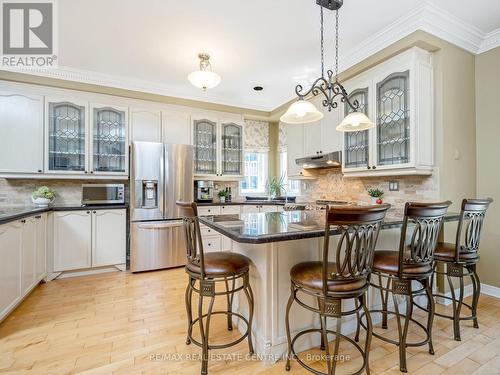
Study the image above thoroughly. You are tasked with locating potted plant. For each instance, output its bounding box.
[367,188,384,205]
[218,189,228,203]
[32,186,55,207]
[266,176,286,200]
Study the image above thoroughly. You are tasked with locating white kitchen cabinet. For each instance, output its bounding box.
[91,209,126,267]
[202,235,222,253]
[34,214,47,281]
[53,209,126,272]
[162,110,191,145]
[130,107,161,143]
[303,121,322,157]
[242,204,280,213]
[53,210,92,271]
[0,90,44,174]
[341,47,434,177]
[0,221,22,321]
[21,217,37,295]
[284,123,305,178]
[192,116,244,180]
[90,103,129,176]
[220,205,241,215]
[198,206,221,216]
[45,96,89,175]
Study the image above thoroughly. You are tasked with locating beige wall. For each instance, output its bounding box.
[475,46,500,287]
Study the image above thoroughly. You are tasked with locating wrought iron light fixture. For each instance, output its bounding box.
[188,53,222,91]
[280,0,374,132]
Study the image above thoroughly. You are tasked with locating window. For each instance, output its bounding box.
[280,151,301,196]
[239,151,268,195]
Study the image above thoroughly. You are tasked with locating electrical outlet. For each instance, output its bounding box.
[389,181,399,191]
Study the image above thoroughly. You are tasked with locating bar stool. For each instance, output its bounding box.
[285,204,390,375]
[177,201,254,375]
[418,198,492,341]
[366,201,451,373]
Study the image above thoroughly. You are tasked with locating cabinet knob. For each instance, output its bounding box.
[34,215,41,219]
[93,211,96,214]
[85,171,88,174]
[20,219,26,223]
[372,166,377,169]
[367,166,371,170]
[37,170,42,173]
[90,171,94,174]
[86,211,90,214]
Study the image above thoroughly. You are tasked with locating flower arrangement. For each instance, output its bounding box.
[367,188,384,204]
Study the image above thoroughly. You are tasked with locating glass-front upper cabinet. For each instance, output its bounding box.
[376,71,410,167]
[45,98,88,174]
[344,88,369,169]
[193,118,218,176]
[91,104,128,175]
[220,122,243,176]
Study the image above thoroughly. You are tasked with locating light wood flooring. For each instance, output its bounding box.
[1,268,499,375]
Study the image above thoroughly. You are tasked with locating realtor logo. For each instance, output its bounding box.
[1,0,57,67]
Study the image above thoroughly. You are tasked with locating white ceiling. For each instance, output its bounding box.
[5,0,500,111]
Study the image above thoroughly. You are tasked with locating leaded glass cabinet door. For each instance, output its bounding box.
[47,100,87,173]
[91,105,128,174]
[344,88,369,169]
[221,122,243,176]
[193,118,218,175]
[376,71,410,167]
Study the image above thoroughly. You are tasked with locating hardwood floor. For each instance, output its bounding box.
[1,268,499,375]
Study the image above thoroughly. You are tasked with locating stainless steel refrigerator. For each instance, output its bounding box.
[130,141,193,272]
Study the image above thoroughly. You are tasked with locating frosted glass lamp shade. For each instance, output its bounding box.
[280,99,324,124]
[188,70,222,90]
[336,112,375,132]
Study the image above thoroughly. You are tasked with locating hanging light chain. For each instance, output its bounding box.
[320,5,325,78]
[334,8,339,82]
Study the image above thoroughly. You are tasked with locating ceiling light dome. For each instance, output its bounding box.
[280,99,324,124]
[188,53,221,91]
[336,112,375,132]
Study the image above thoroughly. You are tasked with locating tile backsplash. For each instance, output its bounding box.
[0,179,127,206]
[297,169,439,211]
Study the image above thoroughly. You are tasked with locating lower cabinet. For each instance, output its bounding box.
[53,211,92,272]
[241,204,280,213]
[53,209,126,272]
[0,213,47,322]
[0,221,23,321]
[92,209,126,267]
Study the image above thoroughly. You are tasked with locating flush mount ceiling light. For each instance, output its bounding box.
[281,0,375,133]
[188,53,221,91]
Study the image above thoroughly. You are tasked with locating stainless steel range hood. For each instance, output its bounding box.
[295,151,342,169]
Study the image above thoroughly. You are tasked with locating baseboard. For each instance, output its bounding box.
[481,283,500,298]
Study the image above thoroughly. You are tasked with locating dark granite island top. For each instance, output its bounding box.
[198,210,460,244]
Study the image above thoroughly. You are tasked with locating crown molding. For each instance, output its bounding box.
[1,1,498,112]
[478,28,500,54]
[0,65,274,112]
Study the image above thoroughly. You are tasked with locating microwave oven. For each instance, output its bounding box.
[82,184,125,205]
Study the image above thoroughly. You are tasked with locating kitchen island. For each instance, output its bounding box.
[198,209,460,363]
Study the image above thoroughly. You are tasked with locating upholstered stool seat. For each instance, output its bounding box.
[186,252,251,277]
[290,261,367,294]
[373,250,433,276]
[433,242,480,262]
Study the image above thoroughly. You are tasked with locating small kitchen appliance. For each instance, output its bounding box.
[81,184,125,205]
[195,180,214,202]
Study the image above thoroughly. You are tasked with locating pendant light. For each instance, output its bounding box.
[281,0,375,133]
[188,53,222,91]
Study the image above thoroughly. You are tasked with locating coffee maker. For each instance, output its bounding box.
[195,180,214,202]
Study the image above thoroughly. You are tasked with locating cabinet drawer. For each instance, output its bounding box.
[200,224,217,236]
[220,205,241,214]
[198,206,221,216]
[202,235,222,252]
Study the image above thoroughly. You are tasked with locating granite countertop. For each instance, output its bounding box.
[198,210,461,244]
[0,203,129,224]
